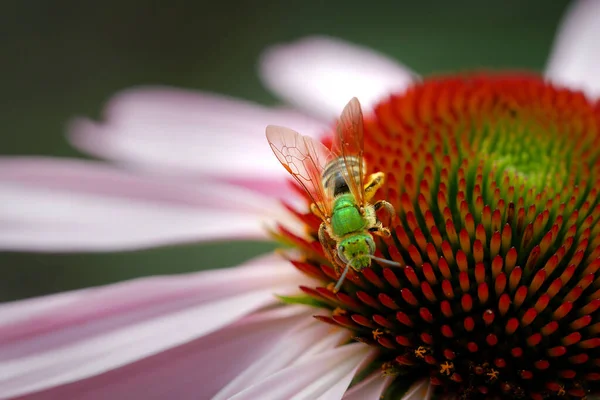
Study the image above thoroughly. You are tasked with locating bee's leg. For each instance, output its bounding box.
[369,222,391,238]
[363,172,386,202]
[373,200,396,230]
[318,222,338,269]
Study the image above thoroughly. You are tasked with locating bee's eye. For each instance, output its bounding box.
[337,246,348,263]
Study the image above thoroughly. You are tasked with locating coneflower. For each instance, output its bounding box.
[276,74,600,399]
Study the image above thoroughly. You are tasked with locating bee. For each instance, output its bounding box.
[266,97,398,291]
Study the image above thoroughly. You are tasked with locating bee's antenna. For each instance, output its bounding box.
[367,254,402,268]
[334,259,354,292]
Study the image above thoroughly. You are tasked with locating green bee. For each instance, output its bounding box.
[267,97,397,291]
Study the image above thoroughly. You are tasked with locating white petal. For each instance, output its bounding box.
[68,88,328,180]
[0,255,315,398]
[228,343,373,400]
[0,157,300,251]
[4,306,314,400]
[259,36,417,120]
[343,373,392,400]
[545,0,600,99]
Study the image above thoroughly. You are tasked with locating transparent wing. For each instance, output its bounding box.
[332,97,366,206]
[266,125,336,218]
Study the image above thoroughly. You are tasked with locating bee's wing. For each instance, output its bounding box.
[266,125,336,219]
[332,97,366,206]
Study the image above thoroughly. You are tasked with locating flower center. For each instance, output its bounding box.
[276,73,600,399]
[481,127,566,187]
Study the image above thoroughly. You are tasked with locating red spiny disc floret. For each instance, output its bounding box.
[276,73,600,399]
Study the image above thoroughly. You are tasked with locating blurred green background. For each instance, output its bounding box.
[0,0,572,302]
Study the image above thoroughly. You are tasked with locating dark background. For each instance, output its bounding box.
[0,0,572,301]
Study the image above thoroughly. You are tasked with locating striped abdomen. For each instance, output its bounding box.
[322,156,365,197]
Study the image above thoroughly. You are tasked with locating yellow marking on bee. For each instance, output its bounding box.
[440,361,454,376]
[363,171,385,202]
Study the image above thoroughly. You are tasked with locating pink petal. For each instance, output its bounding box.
[227,343,374,400]
[0,253,301,344]
[214,322,351,399]
[545,0,600,99]
[0,157,300,251]
[401,379,432,400]
[343,373,393,400]
[0,254,314,398]
[8,306,313,400]
[259,36,417,120]
[68,88,328,180]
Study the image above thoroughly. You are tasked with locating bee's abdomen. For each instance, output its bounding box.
[322,156,364,196]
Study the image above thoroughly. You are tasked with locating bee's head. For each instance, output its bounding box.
[337,233,375,271]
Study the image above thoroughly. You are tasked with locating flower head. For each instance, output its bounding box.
[276,73,600,399]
